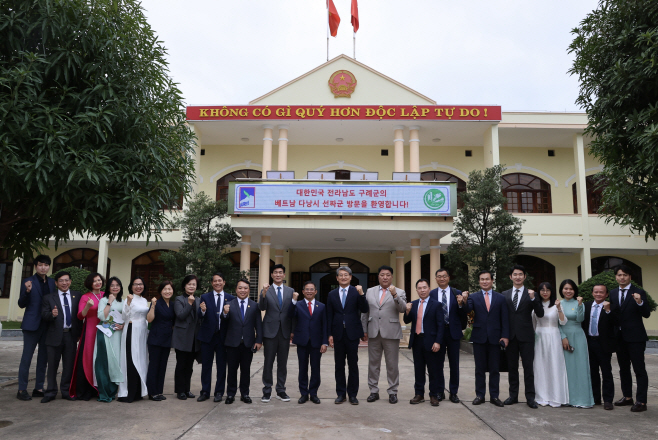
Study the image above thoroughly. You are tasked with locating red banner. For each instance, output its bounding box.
[186,105,501,121]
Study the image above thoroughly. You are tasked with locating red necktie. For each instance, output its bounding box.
[308,301,313,316]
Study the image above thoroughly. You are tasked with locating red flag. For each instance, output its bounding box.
[327,0,340,37]
[351,0,359,33]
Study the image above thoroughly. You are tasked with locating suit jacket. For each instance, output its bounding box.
[289,299,328,348]
[259,284,294,339]
[403,297,445,351]
[19,274,56,331]
[147,299,175,347]
[197,291,235,343]
[221,297,263,348]
[172,294,201,351]
[41,290,82,346]
[503,287,544,342]
[609,284,651,342]
[326,285,369,341]
[361,285,407,340]
[465,290,509,345]
[429,286,468,338]
[581,300,617,354]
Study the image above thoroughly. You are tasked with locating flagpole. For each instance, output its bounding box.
[326,2,329,61]
[353,31,356,59]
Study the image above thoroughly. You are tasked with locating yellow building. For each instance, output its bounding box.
[2,55,657,332]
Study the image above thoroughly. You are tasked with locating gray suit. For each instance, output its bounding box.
[361,285,407,395]
[172,295,201,351]
[259,284,294,395]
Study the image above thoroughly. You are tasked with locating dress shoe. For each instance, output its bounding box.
[349,396,359,405]
[177,393,188,400]
[614,397,634,406]
[261,393,271,403]
[389,394,398,404]
[298,395,309,404]
[310,395,321,404]
[185,391,196,399]
[276,392,291,402]
[41,396,55,403]
[490,398,504,407]
[604,402,614,410]
[62,395,76,401]
[527,401,538,409]
[437,392,445,401]
[197,393,209,402]
[410,395,425,404]
[472,396,485,405]
[449,393,460,404]
[148,395,156,401]
[334,395,346,404]
[225,396,235,404]
[630,403,647,412]
[32,389,45,398]
[366,392,380,402]
[430,396,440,407]
[503,397,518,405]
[213,393,223,403]
[151,395,163,401]
[17,390,32,401]
[241,396,252,404]
[160,394,167,400]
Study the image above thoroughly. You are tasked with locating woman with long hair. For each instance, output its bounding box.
[94,277,125,402]
[118,276,149,402]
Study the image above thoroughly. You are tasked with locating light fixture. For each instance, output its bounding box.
[335,138,344,142]
[241,137,249,142]
[334,238,346,241]
[432,138,441,142]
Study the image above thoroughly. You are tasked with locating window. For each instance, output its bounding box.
[421,171,467,209]
[53,248,110,281]
[514,255,556,290]
[572,174,607,214]
[226,251,274,300]
[0,250,33,298]
[501,173,552,213]
[578,256,642,285]
[329,170,351,180]
[309,257,369,274]
[216,169,262,202]
[131,250,172,299]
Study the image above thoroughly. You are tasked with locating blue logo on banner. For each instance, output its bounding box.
[239,187,256,208]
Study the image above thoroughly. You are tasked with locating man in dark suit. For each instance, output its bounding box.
[197,273,234,402]
[327,266,369,405]
[288,281,328,404]
[258,264,294,403]
[502,265,543,408]
[16,254,56,401]
[582,284,617,410]
[221,278,263,404]
[429,268,467,403]
[464,270,509,407]
[404,279,444,406]
[610,265,651,412]
[40,271,82,403]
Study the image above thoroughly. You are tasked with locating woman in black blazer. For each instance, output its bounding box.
[146,281,175,401]
[173,275,201,400]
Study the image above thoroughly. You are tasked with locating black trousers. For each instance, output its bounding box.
[587,337,614,403]
[333,336,360,398]
[174,349,196,394]
[200,331,228,396]
[617,337,648,404]
[473,342,500,399]
[437,327,461,395]
[18,326,48,391]
[411,335,440,398]
[262,328,290,395]
[226,344,254,397]
[506,337,536,401]
[45,332,76,398]
[147,345,170,396]
[297,342,322,397]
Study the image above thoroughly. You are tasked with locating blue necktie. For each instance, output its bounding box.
[277,286,282,308]
[63,293,71,327]
[241,300,246,322]
[442,290,449,324]
[590,304,599,336]
[341,288,347,308]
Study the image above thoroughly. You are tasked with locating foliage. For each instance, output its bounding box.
[445,165,524,292]
[160,192,242,296]
[0,0,196,259]
[49,266,92,294]
[569,1,658,239]
[462,326,472,341]
[578,270,657,312]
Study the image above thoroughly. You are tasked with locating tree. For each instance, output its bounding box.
[569,1,658,239]
[445,165,524,291]
[159,192,241,296]
[0,0,195,259]
[578,270,657,312]
[49,266,92,294]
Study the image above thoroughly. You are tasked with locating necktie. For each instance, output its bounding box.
[341,288,347,308]
[379,288,386,305]
[442,290,449,324]
[216,294,221,330]
[63,293,72,327]
[277,286,283,308]
[241,300,246,321]
[620,289,626,305]
[590,304,599,336]
[513,289,519,310]
[484,291,490,311]
[308,301,313,316]
[416,300,424,334]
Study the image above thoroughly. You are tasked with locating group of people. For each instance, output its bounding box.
[14,255,650,412]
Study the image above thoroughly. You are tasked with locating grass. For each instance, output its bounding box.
[0,321,22,329]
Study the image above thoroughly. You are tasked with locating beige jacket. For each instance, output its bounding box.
[361,285,407,339]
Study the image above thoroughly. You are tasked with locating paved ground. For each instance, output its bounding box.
[1,338,657,439]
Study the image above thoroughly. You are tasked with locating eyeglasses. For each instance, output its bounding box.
[132,283,144,287]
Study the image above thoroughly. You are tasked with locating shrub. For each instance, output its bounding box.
[578,270,656,312]
[49,266,93,295]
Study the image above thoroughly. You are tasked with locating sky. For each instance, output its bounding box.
[139,0,600,111]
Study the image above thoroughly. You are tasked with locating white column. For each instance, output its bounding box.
[395,248,406,326]
[429,238,441,290]
[258,232,272,290]
[277,125,289,171]
[240,231,252,276]
[7,258,24,321]
[410,236,421,301]
[262,125,274,175]
[573,133,592,280]
[274,246,285,265]
[409,125,420,173]
[393,126,405,173]
[483,124,500,168]
[97,236,110,280]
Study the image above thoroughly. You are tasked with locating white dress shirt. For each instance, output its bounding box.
[58,289,72,329]
[305,298,315,314]
[438,286,451,315]
[589,302,603,336]
[417,298,428,333]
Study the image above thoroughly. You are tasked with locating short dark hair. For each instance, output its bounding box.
[614,264,633,278]
[105,277,124,302]
[128,276,146,295]
[84,272,105,291]
[435,268,450,277]
[537,282,556,308]
[271,264,286,274]
[157,280,174,297]
[34,254,51,266]
[378,265,394,275]
[212,272,225,282]
[182,274,199,292]
[415,278,430,288]
[592,283,608,293]
[54,271,71,281]
[303,280,317,290]
[478,270,493,280]
[558,279,579,298]
[509,264,527,276]
[237,278,251,287]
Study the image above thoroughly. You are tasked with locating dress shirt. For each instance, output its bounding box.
[417,298,428,333]
[58,290,72,329]
[618,283,643,306]
[379,286,393,303]
[304,298,315,311]
[589,302,603,336]
[512,286,525,310]
[439,286,451,315]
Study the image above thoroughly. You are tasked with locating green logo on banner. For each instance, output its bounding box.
[423,189,446,210]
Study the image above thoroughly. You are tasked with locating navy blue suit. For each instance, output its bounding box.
[404,297,444,398]
[146,299,174,396]
[429,286,467,395]
[465,290,509,399]
[17,274,56,391]
[326,285,369,398]
[197,291,234,397]
[289,299,328,397]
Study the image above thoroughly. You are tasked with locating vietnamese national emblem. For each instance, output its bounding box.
[328,70,357,98]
